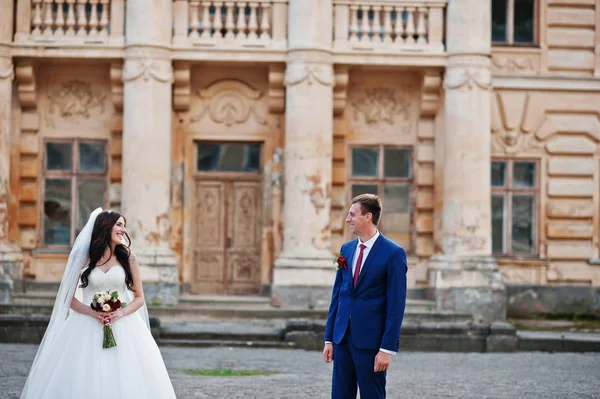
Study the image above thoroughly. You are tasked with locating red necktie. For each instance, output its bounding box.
[353,244,367,287]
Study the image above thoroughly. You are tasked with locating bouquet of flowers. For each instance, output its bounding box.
[91,290,126,349]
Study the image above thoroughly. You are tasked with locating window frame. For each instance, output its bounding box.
[492,0,539,46]
[346,144,415,253]
[40,138,109,248]
[193,140,264,181]
[491,158,540,257]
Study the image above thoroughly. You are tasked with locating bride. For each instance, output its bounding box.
[21,208,177,398]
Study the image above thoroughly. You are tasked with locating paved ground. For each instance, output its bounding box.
[1,344,599,398]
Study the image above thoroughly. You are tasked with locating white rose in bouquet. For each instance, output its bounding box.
[102,304,111,312]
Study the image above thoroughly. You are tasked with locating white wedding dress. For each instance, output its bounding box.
[22,265,177,399]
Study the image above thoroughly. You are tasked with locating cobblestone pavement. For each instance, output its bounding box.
[1,344,599,399]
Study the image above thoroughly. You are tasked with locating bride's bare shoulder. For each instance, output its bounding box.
[128,250,139,264]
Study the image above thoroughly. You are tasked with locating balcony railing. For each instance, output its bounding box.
[15,0,125,45]
[173,0,288,49]
[333,0,446,53]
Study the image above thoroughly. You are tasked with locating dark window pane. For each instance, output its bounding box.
[513,162,536,188]
[44,179,72,245]
[384,148,411,178]
[197,143,261,172]
[512,194,535,254]
[514,0,535,43]
[352,147,379,177]
[77,179,106,235]
[491,195,506,254]
[351,184,378,199]
[382,184,411,249]
[492,0,508,42]
[491,161,506,187]
[46,142,73,171]
[79,142,106,172]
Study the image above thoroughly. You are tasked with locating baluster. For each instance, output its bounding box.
[382,6,392,44]
[416,7,427,45]
[405,7,416,44]
[213,1,224,38]
[348,5,359,43]
[360,5,371,43]
[372,5,382,43]
[99,0,109,37]
[357,5,365,43]
[76,0,88,37]
[54,0,66,36]
[189,1,200,38]
[224,2,235,39]
[235,2,247,39]
[258,2,271,41]
[394,6,405,44]
[32,0,43,36]
[65,0,76,36]
[200,1,212,39]
[88,0,99,36]
[247,2,258,40]
[42,0,54,36]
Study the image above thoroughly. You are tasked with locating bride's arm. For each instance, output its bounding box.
[107,251,145,323]
[70,285,108,325]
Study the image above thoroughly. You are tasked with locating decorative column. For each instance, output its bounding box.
[122,0,177,305]
[272,0,335,307]
[0,0,22,303]
[429,0,506,322]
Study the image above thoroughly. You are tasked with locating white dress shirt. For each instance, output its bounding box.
[327,230,396,355]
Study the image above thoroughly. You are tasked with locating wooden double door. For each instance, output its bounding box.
[191,176,263,295]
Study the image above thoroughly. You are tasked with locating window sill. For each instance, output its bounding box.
[31,248,71,257]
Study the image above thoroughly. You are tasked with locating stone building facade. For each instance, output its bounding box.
[1,0,599,320]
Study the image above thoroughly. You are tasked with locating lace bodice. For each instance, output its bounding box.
[81,266,129,305]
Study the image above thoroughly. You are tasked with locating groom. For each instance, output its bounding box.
[323,194,407,399]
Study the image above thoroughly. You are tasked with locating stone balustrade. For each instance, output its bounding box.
[14,0,125,44]
[172,0,288,49]
[333,0,446,53]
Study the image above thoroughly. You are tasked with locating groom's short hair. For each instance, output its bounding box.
[351,194,382,226]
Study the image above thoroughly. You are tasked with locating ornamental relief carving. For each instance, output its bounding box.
[491,52,540,74]
[351,87,413,134]
[284,64,334,87]
[122,59,173,83]
[46,80,107,128]
[191,80,268,127]
[491,91,543,154]
[444,69,491,91]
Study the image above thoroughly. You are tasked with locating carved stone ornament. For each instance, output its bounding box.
[122,59,173,83]
[284,64,334,87]
[491,92,543,154]
[48,80,107,119]
[492,54,538,74]
[0,65,14,80]
[352,88,411,126]
[444,69,491,91]
[191,80,267,127]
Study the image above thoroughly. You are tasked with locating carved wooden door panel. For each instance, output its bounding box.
[192,180,227,294]
[226,181,262,294]
[192,179,262,295]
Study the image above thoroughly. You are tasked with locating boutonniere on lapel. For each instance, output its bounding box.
[333,253,347,270]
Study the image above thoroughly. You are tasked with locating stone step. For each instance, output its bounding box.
[0,302,471,322]
[177,294,273,308]
[157,339,297,349]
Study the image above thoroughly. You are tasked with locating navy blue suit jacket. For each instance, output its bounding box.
[324,234,407,351]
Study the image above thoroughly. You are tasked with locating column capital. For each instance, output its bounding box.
[122,58,173,84]
[284,62,334,88]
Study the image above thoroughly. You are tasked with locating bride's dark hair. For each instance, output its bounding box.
[79,210,135,291]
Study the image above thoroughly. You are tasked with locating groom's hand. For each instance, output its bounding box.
[374,351,391,372]
[323,343,334,363]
